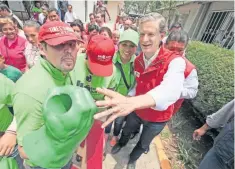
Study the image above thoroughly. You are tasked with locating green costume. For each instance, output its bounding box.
[71,53,118,100]
[0,74,18,169]
[13,58,96,168]
[23,86,97,168]
[113,29,139,95]
[0,74,14,132]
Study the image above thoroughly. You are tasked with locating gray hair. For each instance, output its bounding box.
[23,20,40,31]
[139,13,167,33]
[166,30,189,46]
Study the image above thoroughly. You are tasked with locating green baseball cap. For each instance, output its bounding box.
[119,29,139,46]
[23,86,97,168]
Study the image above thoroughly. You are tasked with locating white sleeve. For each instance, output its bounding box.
[73,12,77,19]
[180,69,199,99]
[147,58,186,111]
[128,83,136,97]
[6,117,16,132]
[64,13,68,23]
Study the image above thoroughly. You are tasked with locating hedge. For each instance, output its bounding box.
[185,41,234,121]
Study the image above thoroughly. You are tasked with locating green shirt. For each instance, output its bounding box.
[113,52,136,96]
[0,65,22,82]
[0,74,14,132]
[71,53,118,101]
[13,58,74,146]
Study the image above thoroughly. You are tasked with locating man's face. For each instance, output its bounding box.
[35,2,41,8]
[97,1,102,7]
[40,40,79,73]
[119,41,136,61]
[48,11,60,21]
[112,33,120,45]
[139,21,163,58]
[90,15,95,24]
[124,19,132,30]
[95,14,102,23]
[42,9,48,16]
[23,26,39,46]
[0,9,9,17]
[68,5,72,12]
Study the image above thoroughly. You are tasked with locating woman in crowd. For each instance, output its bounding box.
[99,26,112,39]
[0,17,27,72]
[105,29,139,146]
[70,19,87,44]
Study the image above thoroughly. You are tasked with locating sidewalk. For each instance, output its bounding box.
[103,134,160,169]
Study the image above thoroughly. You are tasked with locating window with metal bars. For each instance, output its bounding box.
[201,11,234,49]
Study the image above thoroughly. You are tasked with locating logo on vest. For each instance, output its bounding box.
[134,71,140,78]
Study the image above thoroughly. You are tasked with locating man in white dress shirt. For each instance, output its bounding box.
[64,4,77,24]
[94,13,198,169]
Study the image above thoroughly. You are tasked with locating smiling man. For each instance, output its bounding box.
[13,21,85,169]
[94,13,187,169]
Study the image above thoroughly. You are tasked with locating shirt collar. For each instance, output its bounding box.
[143,49,160,68]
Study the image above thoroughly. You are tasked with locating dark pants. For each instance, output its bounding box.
[199,119,234,169]
[24,160,72,169]
[105,116,126,136]
[118,113,167,162]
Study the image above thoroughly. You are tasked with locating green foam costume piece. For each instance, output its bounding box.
[0,157,18,169]
[22,85,97,169]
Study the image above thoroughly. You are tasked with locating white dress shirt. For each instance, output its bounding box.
[38,13,46,25]
[128,50,198,111]
[64,11,77,23]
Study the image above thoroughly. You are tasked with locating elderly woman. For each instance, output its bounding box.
[23,20,41,68]
[0,17,27,72]
[105,29,139,146]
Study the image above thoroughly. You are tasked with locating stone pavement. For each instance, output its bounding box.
[103,134,160,169]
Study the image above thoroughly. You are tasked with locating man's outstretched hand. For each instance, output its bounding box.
[94,88,137,128]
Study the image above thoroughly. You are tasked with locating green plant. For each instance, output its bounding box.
[186,41,234,121]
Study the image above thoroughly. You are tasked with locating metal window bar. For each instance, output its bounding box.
[222,19,234,49]
[220,12,233,46]
[214,12,232,44]
[209,12,229,44]
[201,12,216,42]
[204,12,223,43]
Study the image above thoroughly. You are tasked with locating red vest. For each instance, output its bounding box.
[173,57,195,114]
[134,47,182,122]
[0,36,26,72]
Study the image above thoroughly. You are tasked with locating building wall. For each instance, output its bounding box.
[210,1,234,11]
[176,3,201,33]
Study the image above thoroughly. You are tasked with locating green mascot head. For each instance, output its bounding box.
[23,86,97,168]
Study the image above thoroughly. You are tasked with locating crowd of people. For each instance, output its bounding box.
[0,1,233,169]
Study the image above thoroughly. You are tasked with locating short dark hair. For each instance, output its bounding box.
[166,30,189,46]
[48,8,59,15]
[89,13,94,18]
[67,4,72,8]
[88,24,99,33]
[70,19,84,32]
[99,27,112,38]
[169,22,182,30]
[0,4,10,12]
[96,12,105,18]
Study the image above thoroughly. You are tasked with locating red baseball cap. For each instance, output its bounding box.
[38,21,78,46]
[87,35,115,77]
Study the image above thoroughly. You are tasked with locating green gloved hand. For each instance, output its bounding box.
[23,86,97,169]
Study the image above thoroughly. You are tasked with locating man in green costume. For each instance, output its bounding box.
[13,21,96,169]
[72,34,118,168]
[0,74,24,169]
